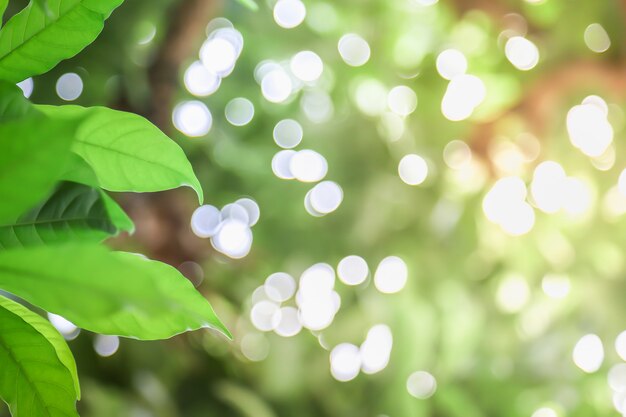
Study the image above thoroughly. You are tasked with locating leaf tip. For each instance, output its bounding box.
[209,319,232,340]
[185,181,204,205]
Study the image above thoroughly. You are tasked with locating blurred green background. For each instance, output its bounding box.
[5,0,626,416]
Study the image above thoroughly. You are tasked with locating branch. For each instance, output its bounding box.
[469,59,626,169]
[147,0,223,132]
[110,0,224,268]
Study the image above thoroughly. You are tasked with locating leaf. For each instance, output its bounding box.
[0,181,133,249]
[235,0,258,11]
[100,191,134,235]
[37,105,204,203]
[0,295,79,417]
[0,81,32,121]
[33,0,52,16]
[60,156,136,233]
[0,244,231,340]
[0,113,74,223]
[0,295,80,400]
[0,0,124,82]
[60,154,99,187]
[0,0,7,30]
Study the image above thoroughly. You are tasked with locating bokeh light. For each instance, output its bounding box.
[212,219,253,258]
[94,335,120,357]
[173,100,212,137]
[496,274,529,313]
[436,49,468,80]
[290,51,323,83]
[16,78,33,98]
[261,68,293,103]
[184,61,221,97]
[567,97,613,157]
[360,324,393,374]
[406,371,437,399]
[289,150,328,182]
[273,119,303,149]
[56,73,83,101]
[48,313,80,341]
[337,255,369,286]
[308,181,343,215]
[374,256,408,294]
[572,334,604,373]
[441,74,486,121]
[250,300,281,331]
[273,0,306,29]
[241,333,270,361]
[225,97,255,126]
[531,408,558,417]
[330,343,361,382]
[398,154,428,186]
[200,38,237,75]
[505,36,539,71]
[584,23,610,53]
[271,150,297,179]
[387,86,417,117]
[483,177,535,236]
[191,205,222,238]
[264,272,296,302]
[541,274,570,299]
[443,140,472,170]
[275,306,302,337]
[338,34,370,67]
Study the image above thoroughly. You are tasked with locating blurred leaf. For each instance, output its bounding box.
[0,81,32,121]
[0,113,74,224]
[235,0,258,11]
[0,181,133,249]
[60,154,100,187]
[38,105,204,203]
[0,295,79,417]
[33,0,52,16]
[0,0,7,27]
[0,0,124,82]
[214,382,277,417]
[436,385,484,417]
[0,244,231,340]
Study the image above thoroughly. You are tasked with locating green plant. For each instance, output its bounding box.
[0,1,230,416]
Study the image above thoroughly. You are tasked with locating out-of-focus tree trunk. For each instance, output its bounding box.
[112,0,223,268]
[148,0,223,133]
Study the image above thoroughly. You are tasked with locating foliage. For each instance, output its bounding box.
[0,296,80,417]
[0,1,229,416]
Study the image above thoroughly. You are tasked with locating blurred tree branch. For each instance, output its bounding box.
[469,60,626,173]
[147,0,223,132]
[112,0,223,268]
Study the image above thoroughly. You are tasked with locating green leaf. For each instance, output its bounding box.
[0,113,74,223]
[0,295,79,417]
[33,0,52,16]
[0,81,32,121]
[60,155,135,233]
[60,154,99,187]
[0,0,8,30]
[0,181,134,249]
[0,244,230,340]
[0,295,80,400]
[235,0,258,11]
[37,105,204,203]
[100,191,134,234]
[0,0,124,82]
